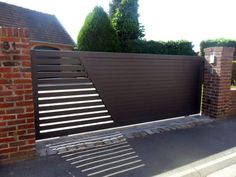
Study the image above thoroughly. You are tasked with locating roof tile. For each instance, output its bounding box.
[0,2,75,46]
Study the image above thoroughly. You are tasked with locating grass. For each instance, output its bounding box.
[231,85,236,90]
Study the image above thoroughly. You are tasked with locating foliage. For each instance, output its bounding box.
[123,40,196,55]
[109,0,122,19]
[110,0,144,50]
[200,38,236,56]
[77,6,120,52]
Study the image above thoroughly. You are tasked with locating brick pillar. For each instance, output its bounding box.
[202,47,234,118]
[0,27,36,163]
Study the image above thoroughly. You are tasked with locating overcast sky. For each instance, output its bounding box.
[1,0,236,51]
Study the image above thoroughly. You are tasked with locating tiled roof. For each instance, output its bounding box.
[0,2,75,46]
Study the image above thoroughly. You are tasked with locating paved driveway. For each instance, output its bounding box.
[1,118,236,177]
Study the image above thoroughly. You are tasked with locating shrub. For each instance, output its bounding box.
[200,38,236,56]
[77,6,120,52]
[123,40,196,55]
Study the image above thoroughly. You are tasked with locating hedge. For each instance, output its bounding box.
[200,38,236,56]
[123,40,197,55]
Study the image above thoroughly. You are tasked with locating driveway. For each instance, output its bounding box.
[1,118,236,177]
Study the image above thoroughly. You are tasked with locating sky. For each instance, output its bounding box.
[1,0,236,51]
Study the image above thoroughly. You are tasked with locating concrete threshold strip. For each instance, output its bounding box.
[155,147,236,177]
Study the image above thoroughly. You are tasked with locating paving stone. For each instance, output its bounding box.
[152,128,161,133]
[144,129,155,135]
[168,126,177,130]
[162,127,172,131]
[132,132,143,138]
[57,148,67,154]
[94,141,104,147]
[66,145,77,151]
[37,148,48,157]
[124,133,135,139]
[103,139,113,144]
[117,137,126,142]
[139,131,148,137]
[157,128,166,132]
[84,142,95,148]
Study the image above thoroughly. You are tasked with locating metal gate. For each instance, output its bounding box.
[31,50,114,139]
[31,50,204,139]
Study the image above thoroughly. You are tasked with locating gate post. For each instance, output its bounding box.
[0,27,36,163]
[202,47,234,118]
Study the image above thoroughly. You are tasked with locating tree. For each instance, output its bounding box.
[109,0,122,19]
[110,0,144,50]
[77,6,120,52]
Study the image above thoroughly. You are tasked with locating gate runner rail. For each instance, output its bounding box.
[31,50,114,139]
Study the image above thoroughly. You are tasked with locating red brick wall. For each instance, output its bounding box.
[0,27,35,164]
[202,47,235,118]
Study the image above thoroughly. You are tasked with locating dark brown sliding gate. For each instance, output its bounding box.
[31,50,204,139]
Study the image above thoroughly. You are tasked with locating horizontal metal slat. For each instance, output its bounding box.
[37,123,114,139]
[39,107,107,118]
[38,96,101,105]
[38,84,94,91]
[86,62,200,69]
[38,78,90,85]
[36,65,84,72]
[39,101,103,111]
[35,58,81,65]
[39,112,110,124]
[86,71,198,78]
[37,72,87,78]
[38,90,98,98]
[78,51,203,61]
[32,50,79,58]
[91,79,196,87]
[39,117,113,131]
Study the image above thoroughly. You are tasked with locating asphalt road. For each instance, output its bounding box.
[1,118,236,177]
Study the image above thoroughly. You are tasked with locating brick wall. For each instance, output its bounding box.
[202,47,235,118]
[0,27,36,164]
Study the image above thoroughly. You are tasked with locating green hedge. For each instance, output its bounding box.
[123,40,196,55]
[200,38,236,56]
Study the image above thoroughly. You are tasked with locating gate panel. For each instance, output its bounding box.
[31,50,114,139]
[79,52,204,126]
[31,50,204,139]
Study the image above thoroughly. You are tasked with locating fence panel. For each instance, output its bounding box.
[79,52,204,126]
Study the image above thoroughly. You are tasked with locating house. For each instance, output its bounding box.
[0,1,75,50]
